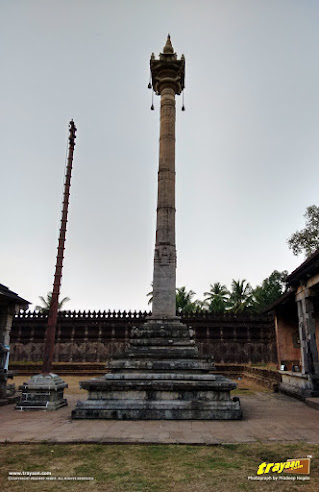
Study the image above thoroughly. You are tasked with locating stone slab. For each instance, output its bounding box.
[1,393,319,443]
[72,398,241,420]
[106,358,214,372]
[305,397,319,411]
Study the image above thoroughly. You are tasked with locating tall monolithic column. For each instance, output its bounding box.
[150,36,185,319]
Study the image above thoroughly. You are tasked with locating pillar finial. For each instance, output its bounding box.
[150,37,185,95]
[163,34,174,54]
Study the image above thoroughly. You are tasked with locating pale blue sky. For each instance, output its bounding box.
[1,0,319,310]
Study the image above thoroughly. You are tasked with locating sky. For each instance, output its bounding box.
[1,0,319,312]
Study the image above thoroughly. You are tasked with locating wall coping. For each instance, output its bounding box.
[14,310,273,321]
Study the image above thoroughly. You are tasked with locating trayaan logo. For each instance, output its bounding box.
[257,458,310,476]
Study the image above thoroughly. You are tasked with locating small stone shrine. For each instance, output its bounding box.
[16,373,68,411]
[72,37,242,420]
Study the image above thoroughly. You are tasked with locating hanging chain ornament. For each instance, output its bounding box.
[148,68,154,109]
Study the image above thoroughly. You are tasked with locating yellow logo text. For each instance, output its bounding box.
[257,459,310,475]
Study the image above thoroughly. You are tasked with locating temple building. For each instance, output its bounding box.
[268,250,319,400]
[0,283,29,405]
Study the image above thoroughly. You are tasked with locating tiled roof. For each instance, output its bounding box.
[286,249,319,285]
[0,283,30,306]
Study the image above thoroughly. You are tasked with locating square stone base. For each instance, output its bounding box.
[72,373,242,420]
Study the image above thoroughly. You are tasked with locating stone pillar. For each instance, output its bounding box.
[150,36,185,319]
[0,304,21,405]
[71,37,242,421]
[0,306,15,370]
[152,86,177,317]
[296,288,319,379]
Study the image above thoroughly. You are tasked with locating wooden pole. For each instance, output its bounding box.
[42,120,77,374]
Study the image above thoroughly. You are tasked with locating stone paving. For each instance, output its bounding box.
[0,392,319,444]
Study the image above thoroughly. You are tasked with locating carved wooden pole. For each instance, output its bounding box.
[42,120,77,374]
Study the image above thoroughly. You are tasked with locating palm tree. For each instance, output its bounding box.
[203,282,229,313]
[147,285,199,314]
[146,283,153,306]
[35,292,70,313]
[228,279,253,313]
[176,286,196,314]
[191,299,209,314]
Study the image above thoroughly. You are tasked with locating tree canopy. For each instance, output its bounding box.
[35,292,70,313]
[287,205,319,257]
[176,287,196,314]
[204,282,229,313]
[253,270,288,312]
[228,279,253,313]
[146,270,288,315]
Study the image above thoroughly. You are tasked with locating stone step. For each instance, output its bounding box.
[131,321,193,337]
[103,373,230,381]
[128,338,196,347]
[79,373,237,392]
[15,399,67,411]
[72,397,242,420]
[130,328,192,339]
[305,397,319,411]
[125,346,198,358]
[106,358,214,372]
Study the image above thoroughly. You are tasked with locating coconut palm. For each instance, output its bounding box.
[203,282,229,313]
[147,285,199,314]
[35,292,70,313]
[191,299,209,314]
[176,286,196,314]
[228,279,254,313]
[146,283,153,305]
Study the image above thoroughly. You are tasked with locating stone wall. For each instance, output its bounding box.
[10,311,277,364]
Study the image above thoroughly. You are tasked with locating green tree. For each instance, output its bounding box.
[35,292,70,313]
[147,285,200,314]
[176,286,196,314]
[253,270,288,312]
[229,279,254,313]
[287,205,319,257]
[191,299,208,314]
[203,282,229,313]
[146,283,153,306]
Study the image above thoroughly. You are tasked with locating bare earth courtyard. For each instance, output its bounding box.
[1,377,319,491]
[1,376,318,445]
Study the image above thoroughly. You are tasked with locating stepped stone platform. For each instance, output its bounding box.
[72,319,242,420]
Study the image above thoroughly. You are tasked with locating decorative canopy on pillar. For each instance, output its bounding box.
[150,35,185,95]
